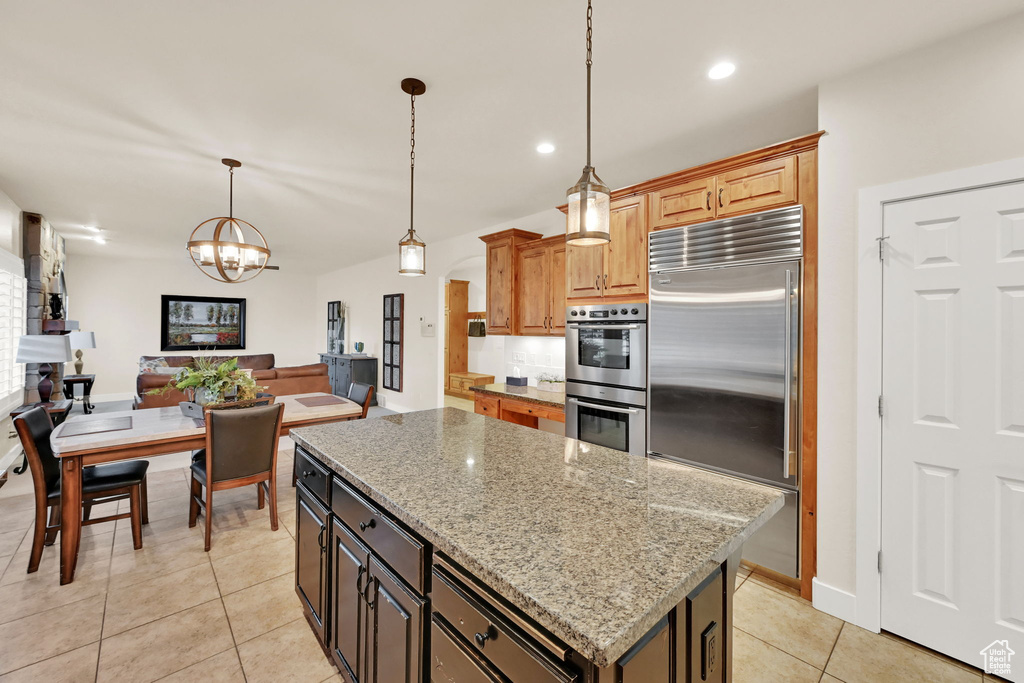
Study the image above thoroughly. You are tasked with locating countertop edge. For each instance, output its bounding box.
[469,383,565,409]
[289,428,784,668]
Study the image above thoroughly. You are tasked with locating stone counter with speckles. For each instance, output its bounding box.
[290,407,784,669]
[469,382,565,408]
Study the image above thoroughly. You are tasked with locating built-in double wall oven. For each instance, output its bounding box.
[565,304,647,456]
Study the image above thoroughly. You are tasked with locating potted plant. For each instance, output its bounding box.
[148,356,263,405]
[536,373,565,393]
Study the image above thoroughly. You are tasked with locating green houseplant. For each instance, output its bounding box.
[148,356,262,405]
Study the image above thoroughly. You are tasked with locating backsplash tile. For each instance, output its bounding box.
[504,336,565,386]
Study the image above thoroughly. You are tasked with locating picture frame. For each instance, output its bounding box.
[160,294,246,351]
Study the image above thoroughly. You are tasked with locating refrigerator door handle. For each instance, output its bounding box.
[567,398,639,415]
[783,269,795,479]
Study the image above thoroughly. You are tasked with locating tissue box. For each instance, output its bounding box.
[505,376,528,387]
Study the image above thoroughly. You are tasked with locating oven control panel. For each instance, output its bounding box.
[567,303,646,322]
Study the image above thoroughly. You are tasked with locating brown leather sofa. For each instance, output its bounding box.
[135,353,331,409]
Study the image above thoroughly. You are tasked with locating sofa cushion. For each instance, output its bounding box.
[275,363,328,379]
[252,369,276,380]
[138,373,177,390]
[205,354,275,370]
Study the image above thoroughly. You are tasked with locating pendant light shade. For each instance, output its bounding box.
[187,159,271,283]
[566,0,611,246]
[399,78,427,276]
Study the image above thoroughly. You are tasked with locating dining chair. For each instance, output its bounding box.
[188,402,285,551]
[14,407,150,574]
[347,382,375,419]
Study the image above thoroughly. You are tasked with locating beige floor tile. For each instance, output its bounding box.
[204,512,288,560]
[111,514,202,555]
[0,528,26,557]
[0,545,111,587]
[223,572,302,643]
[880,631,984,675]
[103,562,220,637]
[0,493,35,515]
[124,493,192,525]
[280,507,297,537]
[732,629,822,683]
[0,558,109,625]
[107,534,210,588]
[97,599,235,683]
[0,595,104,675]
[734,579,843,669]
[212,535,294,595]
[146,468,188,485]
[821,675,843,683]
[158,648,244,682]
[14,526,114,558]
[138,480,190,504]
[0,509,33,532]
[0,641,99,682]
[826,624,982,683]
[237,619,337,683]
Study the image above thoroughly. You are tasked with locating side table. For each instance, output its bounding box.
[9,400,74,475]
[62,374,96,414]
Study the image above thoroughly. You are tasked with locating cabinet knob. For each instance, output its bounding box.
[359,519,376,532]
[302,470,316,479]
[474,631,492,648]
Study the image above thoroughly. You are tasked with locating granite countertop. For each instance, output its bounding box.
[290,408,783,667]
[470,382,565,409]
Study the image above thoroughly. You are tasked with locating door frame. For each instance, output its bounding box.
[854,156,1024,632]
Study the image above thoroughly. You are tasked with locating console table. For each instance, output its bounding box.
[62,374,96,414]
[318,354,378,405]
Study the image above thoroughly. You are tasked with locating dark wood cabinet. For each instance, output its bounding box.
[331,518,370,682]
[367,556,426,683]
[319,354,378,405]
[296,484,331,642]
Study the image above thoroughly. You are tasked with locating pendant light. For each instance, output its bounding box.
[399,78,427,276]
[566,0,611,246]
[187,159,271,283]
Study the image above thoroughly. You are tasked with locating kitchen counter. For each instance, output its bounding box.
[290,407,783,668]
[470,382,565,408]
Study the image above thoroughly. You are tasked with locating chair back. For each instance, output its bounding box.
[203,403,284,483]
[347,382,374,419]
[13,408,59,497]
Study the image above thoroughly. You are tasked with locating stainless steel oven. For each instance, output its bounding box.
[566,303,647,390]
[565,382,647,456]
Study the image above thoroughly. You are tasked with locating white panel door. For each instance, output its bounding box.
[881,181,1024,679]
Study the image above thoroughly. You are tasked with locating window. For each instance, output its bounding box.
[0,256,26,412]
[382,294,403,392]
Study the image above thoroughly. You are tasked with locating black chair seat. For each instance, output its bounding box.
[189,458,208,486]
[47,461,150,502]
[192,449,205,463]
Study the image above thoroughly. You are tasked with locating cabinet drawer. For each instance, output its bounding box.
[501,399,564,423]
[295,447,331,508]
[431,566,577,683]
[432,614,505,683]
[474,395,500,418]
[331,478,427,595]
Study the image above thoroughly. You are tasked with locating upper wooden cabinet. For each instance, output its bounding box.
[517,236,566,336]
[649,177,715,230]
[479,229,542,335]
[566,195,648,302]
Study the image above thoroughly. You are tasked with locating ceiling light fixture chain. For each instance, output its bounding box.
[410,84,416,232]
[398,77,427,276]
[586,0,593,168]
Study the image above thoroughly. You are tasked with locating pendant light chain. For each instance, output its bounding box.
[228,165,234,219]
[410,88,416,232]
[586,0,593,169]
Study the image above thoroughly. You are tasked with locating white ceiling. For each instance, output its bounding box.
[0,1,1021,270]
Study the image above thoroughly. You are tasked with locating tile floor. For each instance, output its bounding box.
[0,435,1007,682]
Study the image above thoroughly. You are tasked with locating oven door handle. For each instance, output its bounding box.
[567,323,640,330]
[567,398,639,415]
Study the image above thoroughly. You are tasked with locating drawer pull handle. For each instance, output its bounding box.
[359,519,376,532]
[302,470,316,479]
[718,187,724,207]
[474,631,492,648]
[706,190,711,211]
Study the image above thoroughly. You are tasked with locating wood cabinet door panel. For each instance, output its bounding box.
[474,395,500,418]
[517,244,550,336]
[486,241,513,334]
[549,244,567,334]
[368,557,425,683]
[717,156,797,217]
[331,518,369,681]
[296,485,330,642]
[604,195,648,298]
[566,242,604,299]
[649,177,715,230]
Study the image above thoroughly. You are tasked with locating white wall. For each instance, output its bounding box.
[64,253,320,399]
[446,258,505,381]
[815,11,1024,598]
[316,209,565,413]
[0,188,22,259]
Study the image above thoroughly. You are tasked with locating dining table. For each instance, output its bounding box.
[49,392,363,584]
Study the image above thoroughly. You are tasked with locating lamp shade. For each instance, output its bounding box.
[16,335,73,364]
[68,331,97,350]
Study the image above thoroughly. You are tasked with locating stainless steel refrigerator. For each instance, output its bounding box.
[647,205,802,578]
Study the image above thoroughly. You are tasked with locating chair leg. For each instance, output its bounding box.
[140,477,149,525]
[27,502,49,574]
[188,475,200,528]
[257,482,265,510]
[203,487,213,552]
[44,504,60,546]
[268,478,279,532]
[129,484,143,550]
[82,500,93,522]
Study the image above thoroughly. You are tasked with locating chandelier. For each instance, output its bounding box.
[187,159,272,283]
[565,0,611,246]
[398,78,427,276]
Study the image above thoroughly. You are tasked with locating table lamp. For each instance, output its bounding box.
[16,335,73,403]
[68,331,97,374]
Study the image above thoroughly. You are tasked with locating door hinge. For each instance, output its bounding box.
[877,395,884,418]
[877,550,882,573]
[876,235,890,261]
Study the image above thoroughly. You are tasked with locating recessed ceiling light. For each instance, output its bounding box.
[708,62,736,80]
[92,236,106,245]
[536,142,556,154]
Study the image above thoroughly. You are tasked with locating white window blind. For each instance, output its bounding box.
[0,264,26,412]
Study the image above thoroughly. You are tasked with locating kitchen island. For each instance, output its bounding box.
[290,408,783,682]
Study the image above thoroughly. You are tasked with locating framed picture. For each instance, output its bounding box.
[160,295,246,351]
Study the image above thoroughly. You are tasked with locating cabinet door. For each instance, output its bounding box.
[486,240,514,334]
[649,177,715,230]
[566,241,604,300]
[604,195,648,298]
[331,518,370,681]
[336,360,352,398]
[517,244,550,336]
[367,557,426,683]
[716,156,797,217]
[296,485,330,643]
[549,243,567,334]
